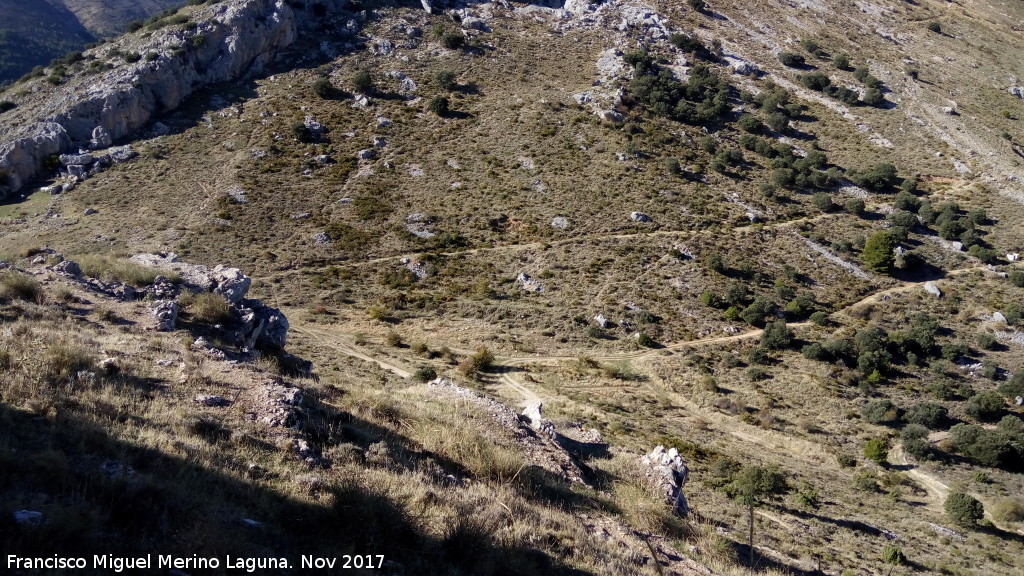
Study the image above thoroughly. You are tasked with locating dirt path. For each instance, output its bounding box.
[290,324,413,378]
[891,443,949,510]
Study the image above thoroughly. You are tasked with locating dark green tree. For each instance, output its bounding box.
[728,466,788,565]
[862,231,896,273]
[945,492,984,528]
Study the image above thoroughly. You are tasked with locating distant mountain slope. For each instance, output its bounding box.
[0,0,94,85]
[0,0,183,86]
[56,0,185,35]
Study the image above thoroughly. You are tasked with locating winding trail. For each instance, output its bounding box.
[891,443,949,510]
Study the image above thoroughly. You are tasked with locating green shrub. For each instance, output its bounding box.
[802,343,827,361]
[441,33,465,49]
[905,402,948,429]
[352,70,374,94]
[812,192,835,212]
[740,297,776,327]
[861,88,884,107]
[965,390,1004,422]
[836,453,857,468]
[998,372,1024,397]
[687,0,706,11]
[433,70,457,91]
[188,292,233,324]
[948,423,1013,468]
[882,544,905,568]
[799,72,831,91]
[945,493,984,528]
[832,53,851,70]
[977,332,996,351]
[927,21,941,33]
[414,366,437,382]
[747,367,770,381]
[861,399,899,425]
[778,52,805,67]
[636,332,656,348]
[0,273,43,303]
[428,96,450,116]
[312,78,335,98]
[457,347,494,378]
[760,320,792,350]
[747,347,771,366]
[1009,270,1024,287]
[665,157,682,175]
[863,438,889,464]
[804,313,829,328]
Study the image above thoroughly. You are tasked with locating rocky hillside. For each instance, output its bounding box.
[2,0,1024,574]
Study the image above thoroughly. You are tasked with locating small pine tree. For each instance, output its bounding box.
[862,231,896,273]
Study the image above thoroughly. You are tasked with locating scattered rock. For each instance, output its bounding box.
[357,149,375,160]
[402,257,429,279]
[594,314,609,328]
[303,116,326,139]
[462,17,489,31]
[641,445,689,515]
[993,311,1007,323]
[1007,253,1020,262]
[373,136,387,148]
[405,213,435,238]
[151,122,170,136]
[195,394,230,407]
[13,510,43,526]
[517,272,544,292]
[148,275,178,300]
[312,232,331,246]
[211,265,251,305]
[551,216,570,229]
[630,211,652,223]
[108,145,137,163]
[941,106,958,115]
[100,459,135,477]
[83,208,97,215]
[251,380,304,428]
[923,281,942,298]
[376,116,392,128]
[59,152,93,167]
[54,259,81,276]
[153,300,179,331]
[90,126,113,149]
[98,358,119,374]
[313,154,334,164]
[1009,86,1024,99]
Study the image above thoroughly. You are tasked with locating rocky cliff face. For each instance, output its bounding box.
[0,0,348,198]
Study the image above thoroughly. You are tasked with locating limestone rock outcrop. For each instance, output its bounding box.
[0,0,351,198]
[641,445,690,515]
